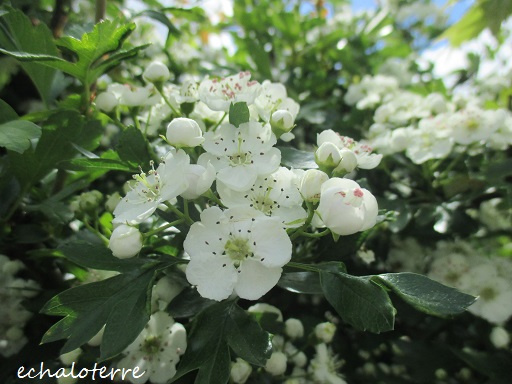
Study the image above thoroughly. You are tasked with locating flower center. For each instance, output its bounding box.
[336,188,364,207]
[225,237,252,266]
[480,286,497,301]
[132,161,162,202]
[141,336,161,355]
[229,152,251,166]
[253,195,275,215]
[466,119,479,131]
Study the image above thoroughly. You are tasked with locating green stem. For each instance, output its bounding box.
[144,219,184,238]
[296,228,331,238]
[157,87,182,117]
[84,220,109,245]
[289,202,316,240]
[164,201,194,226]
[210,112,227,132]
[205,189,225,207]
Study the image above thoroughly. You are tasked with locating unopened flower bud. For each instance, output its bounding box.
[315,142,341,170]
[314,322,336,343]
[230,358,252,384]
[79,190,103,213]
[265,351,287,376]
[285,318,304,339]
[490,326,510,349]
[95,92,118,113]
[109,225,143,259]
[271,110,295,137]
[299,169,328,203]
[143,61,171,84]
[333,148,358,175]
[166,118,204,148]
[105,192,122,213]
[181,162,216,199]
[59,348,82,366]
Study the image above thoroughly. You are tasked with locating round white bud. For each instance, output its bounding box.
[108,224,143,259]
[95,92,118,113]
[143,61,171,84]
[299,169,328,203]
[59,348,82,366]
[315,142,341,169]
[333,148,358,174]
[166,118,204,148]
[490,326,510,349]
[314,322,336,343]
[271,109,295,135]
[230,358,252,384]
[284,318,304,339]
[265,351,288,376]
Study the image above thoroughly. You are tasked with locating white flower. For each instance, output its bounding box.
[315,142,342,170]
[198,71,261,112]
[95,92,118,112]
[271,110,295,136]
[117,311,186,384]
[198,122,281,192]
[111,84,160,107]
[449,106,500,145]
[230,358,253,384]
[180,162,216,200]
[265,351,288,376]
[405,126,453,164]
[108,225,143,259]
[59,348,82,366]
[308,343,347,384]
[299,169,329,203]
[166,117,204,148]
[314,322,337,344]
[184,207,292,301]
[143,61,171,84]
[113,150,190,225]
[316,178,378,236]
[217,167,307,228]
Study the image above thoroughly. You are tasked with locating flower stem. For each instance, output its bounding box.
[144,219,184,238]
[210,112,227,132]
[164,201,194,226]
[157,87,182,117]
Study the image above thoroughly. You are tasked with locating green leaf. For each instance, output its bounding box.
[173,300,272,383]
[8,110,103,187]
[41,262,169,360]
[0,120,41,153]
[278,146,318,169]
[320,271,395,333]
[62,157,138,173]
[373,273,476,317]
[0,8,58,104]
[278,272,323,294]
[117,126,152,166]
[168,287,216,319]
[53,19,138,85]
[0,99,18,123]
[58,241,147,273]
[229,102,250,128]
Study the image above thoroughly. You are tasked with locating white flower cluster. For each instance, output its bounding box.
[117,311,187,384]
[345,74,512,164]
[240,304,346,384]
[0,255,39,357]
[107,69,380,301]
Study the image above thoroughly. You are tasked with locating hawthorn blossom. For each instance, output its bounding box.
[198,122,281,191]
[113,149,190,224]
[198,71,261,112]
[184,207,292,301]
[117,311,186,384]
[315,178,378,236]
[317,130,382,170]
[217,167,307,227]
[308,343,347,384]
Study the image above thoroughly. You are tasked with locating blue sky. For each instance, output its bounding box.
[351,0,474,24]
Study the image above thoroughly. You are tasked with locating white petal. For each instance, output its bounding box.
[217,165,257,192]
[252,147,281,176]
[184,222,226,256]
[235,259,282,300]
[185,254,237,301]
[113,200,157,225]
[251,218,292,267]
